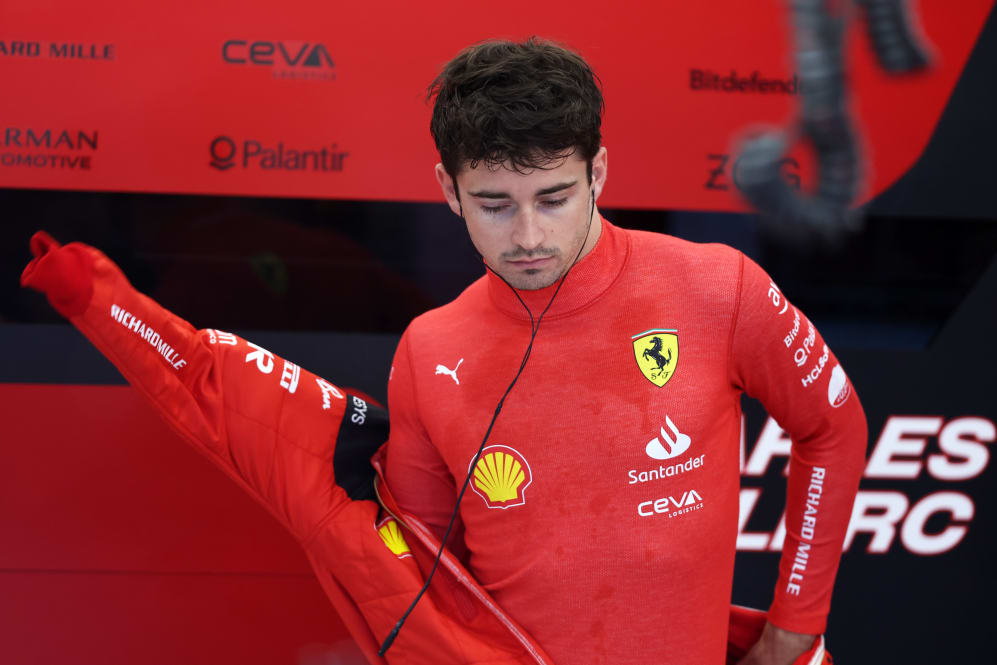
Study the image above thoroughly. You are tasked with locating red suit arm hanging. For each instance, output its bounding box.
[19,231,555,665]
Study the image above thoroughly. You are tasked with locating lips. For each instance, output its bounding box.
[507,256,553,269]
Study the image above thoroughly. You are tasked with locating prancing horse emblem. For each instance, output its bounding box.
[632,329,679,388]
[435,358,464,385]
[643,337,672,372]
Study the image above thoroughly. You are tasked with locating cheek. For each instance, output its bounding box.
[466,222,506,255]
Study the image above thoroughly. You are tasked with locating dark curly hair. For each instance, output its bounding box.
[428,38,604,181]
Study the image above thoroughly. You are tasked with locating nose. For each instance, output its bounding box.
[510,206,545,252]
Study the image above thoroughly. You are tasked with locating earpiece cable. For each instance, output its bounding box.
[378,192,596,656]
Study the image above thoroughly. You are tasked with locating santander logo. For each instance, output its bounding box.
[827,364,851,408]
[646,415,692,460]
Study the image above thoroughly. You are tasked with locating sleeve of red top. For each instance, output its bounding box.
[729,253,867,635]
[20,237,362,545]
[384,327,461,542]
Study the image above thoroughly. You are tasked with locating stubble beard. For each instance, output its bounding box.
[506,262,563,290]
[502,221,591,291]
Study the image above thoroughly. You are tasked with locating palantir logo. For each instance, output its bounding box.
[207,134,349,173]
[209,136,236,170]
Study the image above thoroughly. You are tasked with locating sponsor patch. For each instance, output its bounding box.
[827,364,851,408]
[376,517,411,559]
[632,329,679,388]
[646,415,692,460]
[637,489,704,518]
[469,445,532,509]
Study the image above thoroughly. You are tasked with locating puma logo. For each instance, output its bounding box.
[435,358,464,385]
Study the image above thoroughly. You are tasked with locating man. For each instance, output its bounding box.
[384,38,866,665]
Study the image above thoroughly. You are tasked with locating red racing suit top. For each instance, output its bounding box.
[384,219,867,665]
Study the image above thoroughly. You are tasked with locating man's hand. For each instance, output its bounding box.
[735,621,818,665]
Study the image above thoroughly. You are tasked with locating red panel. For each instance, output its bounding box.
[0,0,991,210]
[0,571,361,665]
[0,384,311,573]
[0,383,360,662]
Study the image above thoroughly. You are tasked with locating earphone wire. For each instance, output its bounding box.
[377,191,596,656]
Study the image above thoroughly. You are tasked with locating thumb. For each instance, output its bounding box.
[21,231,95,318]
[29,230,61,259]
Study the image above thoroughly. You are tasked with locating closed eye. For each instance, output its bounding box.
[542,198,568,209]
[480,197,568,216]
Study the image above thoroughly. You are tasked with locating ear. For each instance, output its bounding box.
[435,163,463,216]
[590,146,608,201]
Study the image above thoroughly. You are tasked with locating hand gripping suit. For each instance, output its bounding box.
[22,231,847,665]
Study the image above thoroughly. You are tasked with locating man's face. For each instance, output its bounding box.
[436,147,607,290]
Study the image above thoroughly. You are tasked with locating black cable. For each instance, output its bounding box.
[378,191,596,657]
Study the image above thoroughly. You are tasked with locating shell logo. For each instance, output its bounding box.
[375,517,412,559]
[468,445,533,509]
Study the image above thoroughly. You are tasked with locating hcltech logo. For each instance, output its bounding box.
[209,135,349,173]
[222,40,335,81]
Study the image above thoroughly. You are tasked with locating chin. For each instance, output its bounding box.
[507,270,561,291]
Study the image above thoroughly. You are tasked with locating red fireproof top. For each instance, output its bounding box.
[385,219,867,665]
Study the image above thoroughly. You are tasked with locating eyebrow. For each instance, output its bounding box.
[467,180,578,199]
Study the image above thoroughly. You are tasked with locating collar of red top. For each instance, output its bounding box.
[485,217,631,321]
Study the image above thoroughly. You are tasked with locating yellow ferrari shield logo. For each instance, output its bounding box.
[632,329,679,387]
